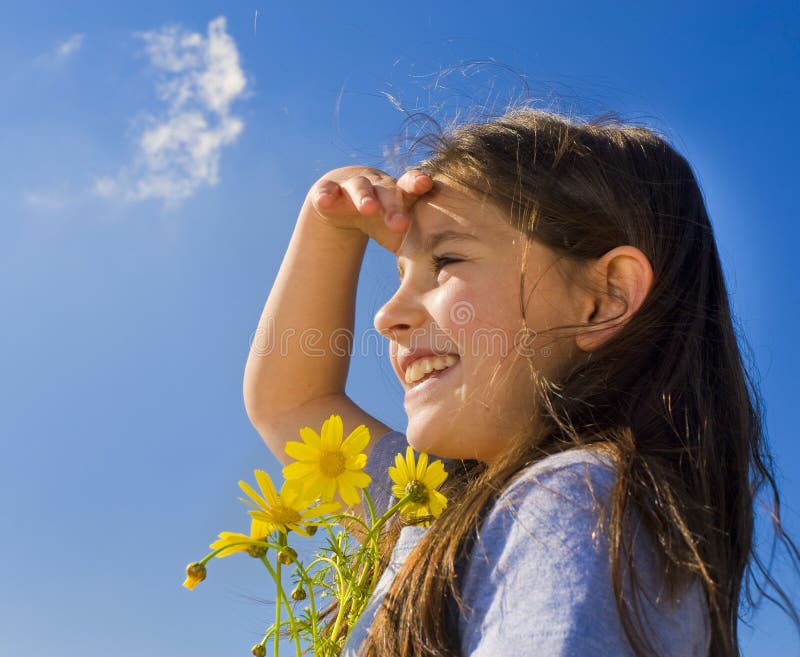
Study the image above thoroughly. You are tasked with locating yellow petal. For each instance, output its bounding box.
[249,517,270,538]
[344,470,371,488]
[254,470,280,507]
[298,473,329,501]
[422,460,448,489]
[347,453,367,471]
[392,484,406,499]
[340,424,370,456]
[298,426,323,449]
[249,509,279,531]
[285,440,321,462]
[283,461,319,480]
[388,465,402,486]
[320,415,344,451]
[279,482,300,507]
[321,477,337,502]
[401,503,425,521]
[429,490,448,516]
[239,480,270,510]
[210,534,249,557]
[338,481,361,507]
[394,452,410,481]
[280,479,312,508]
[405,447,416,477]
[183,575,202,590]
[416,452,429,480]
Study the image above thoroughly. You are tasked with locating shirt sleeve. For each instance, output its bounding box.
[458,450,710,657]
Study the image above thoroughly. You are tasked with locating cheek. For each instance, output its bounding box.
[439,288,519,360]
[423,285,474,351]
[389,343,402,381]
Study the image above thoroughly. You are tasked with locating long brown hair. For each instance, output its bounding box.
[358,108,800,657]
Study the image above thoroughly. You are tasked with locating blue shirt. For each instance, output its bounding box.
[343,431,710,656]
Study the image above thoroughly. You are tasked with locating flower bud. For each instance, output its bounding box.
[278,546,297,565]
[246,544,267,559]
[305,525,318,537]
[251,643,266,657]
[182,562,206,590]
[291,585,307,601]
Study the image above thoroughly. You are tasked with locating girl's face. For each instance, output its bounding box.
[374,178,585,463]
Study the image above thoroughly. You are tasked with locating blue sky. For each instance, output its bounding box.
[1,1,798,655]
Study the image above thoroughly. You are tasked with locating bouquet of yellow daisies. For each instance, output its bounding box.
[183,414,448,657]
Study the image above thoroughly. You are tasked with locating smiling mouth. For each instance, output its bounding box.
[404,354,459,385]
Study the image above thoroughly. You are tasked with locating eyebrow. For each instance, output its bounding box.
[404,229,481,258]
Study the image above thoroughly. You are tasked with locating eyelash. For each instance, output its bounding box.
[397,255,465,281]
[430,254,463,275]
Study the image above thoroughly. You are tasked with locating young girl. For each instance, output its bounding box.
[243,108,799,657]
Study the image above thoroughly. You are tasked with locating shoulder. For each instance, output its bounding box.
[500,445,618,509]
[465,446,618,584]
[459,446,710,657]
[477,446,618,545]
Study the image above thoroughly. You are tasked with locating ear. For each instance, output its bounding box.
[574,246,654,353]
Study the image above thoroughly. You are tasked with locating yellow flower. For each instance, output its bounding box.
[388,447,448,524]
[283,415,372,507]
[183,562,206,590]
[210,516,271,558]
[239,469,340,537]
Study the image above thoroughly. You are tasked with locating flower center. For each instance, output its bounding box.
[319,451,346,478]
[404,480,429,504]
[267,505,302,526]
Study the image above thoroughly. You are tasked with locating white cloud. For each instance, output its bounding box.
[23,189,71,210]
[57,34,85,59]
[94,16,246,207]
[35,33,85,67]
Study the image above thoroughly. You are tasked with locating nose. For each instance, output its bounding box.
[373,285,428,342]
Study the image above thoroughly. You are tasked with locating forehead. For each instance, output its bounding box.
[398,178,510,257]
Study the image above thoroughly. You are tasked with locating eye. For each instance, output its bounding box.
[430,254,463,276]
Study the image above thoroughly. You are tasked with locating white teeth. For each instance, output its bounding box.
[404,354,458,384]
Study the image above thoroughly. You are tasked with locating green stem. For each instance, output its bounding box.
[338,491,410,592]
[343,487,380,598]
[363,488,377,527]
[260,554,303,657]
[368,495,412,538]
[365,495,415,593]
[322,525,351,645]
[334,494,415,638]
[274,538,283,657]
[293,560,319,649]
[197,539,283,565]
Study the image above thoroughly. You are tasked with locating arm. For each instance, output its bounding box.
[242,167,432,466]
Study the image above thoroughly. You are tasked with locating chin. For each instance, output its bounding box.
[406,420,477,461]
[405,420,448,458]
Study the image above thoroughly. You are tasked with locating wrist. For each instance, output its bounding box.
[298,203,369,246]
[296,207,370,261]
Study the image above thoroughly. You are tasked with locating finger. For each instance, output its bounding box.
[339,176,381,214]
[312,179,342,208]
[373,184,410,233]
[397,169,434,196]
